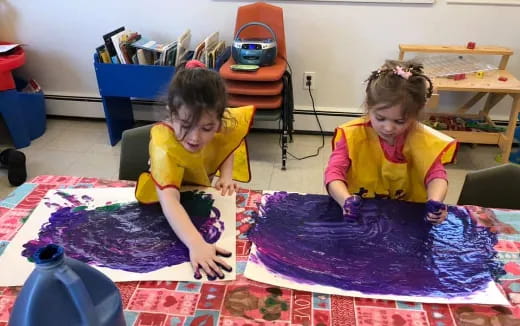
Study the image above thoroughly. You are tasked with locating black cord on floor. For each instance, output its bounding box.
[279,82,325,160]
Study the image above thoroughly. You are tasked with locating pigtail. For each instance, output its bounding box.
[365,69,382,93]
[407,63,433,99]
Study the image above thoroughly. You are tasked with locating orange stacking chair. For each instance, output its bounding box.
[220,2,294,170]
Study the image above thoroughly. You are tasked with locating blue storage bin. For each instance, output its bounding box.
[94,54,175,99]
[15,79,46,140]
[93,53,176,145]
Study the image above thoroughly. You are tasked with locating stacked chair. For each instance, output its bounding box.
[219,2,294,170]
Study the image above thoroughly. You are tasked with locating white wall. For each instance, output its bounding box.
[1,0,519,130]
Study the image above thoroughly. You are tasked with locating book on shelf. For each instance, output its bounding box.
[102,26,125,63]
[96,45,111,63]
[175,29,191,67]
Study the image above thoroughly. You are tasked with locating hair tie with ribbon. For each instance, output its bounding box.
[185,60,207,69]
[394,66,413,80]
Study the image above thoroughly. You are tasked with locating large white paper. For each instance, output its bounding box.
[244,191,510,306]
[0,187,236,286]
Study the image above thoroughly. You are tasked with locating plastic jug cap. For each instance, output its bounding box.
[33,244,64,265]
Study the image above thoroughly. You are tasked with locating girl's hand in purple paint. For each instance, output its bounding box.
[215,177,238,196]
[426,200,448,225]
[189,240,232,279]
[343,195,362,219]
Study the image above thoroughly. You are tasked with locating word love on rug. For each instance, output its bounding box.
[0,187,236,286]
[244,192,508,305]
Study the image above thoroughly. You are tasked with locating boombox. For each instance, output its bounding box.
[232,22,277,66]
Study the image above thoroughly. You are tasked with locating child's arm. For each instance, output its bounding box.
[328,180,353,207]
[325,135,361,218]
[426,178,448,225]
[426,178,448,202]
[215,153,238,196]
[424,158,449,224]
[156,186,232,278]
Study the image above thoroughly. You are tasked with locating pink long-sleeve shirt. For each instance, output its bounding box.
[324,131,447,188]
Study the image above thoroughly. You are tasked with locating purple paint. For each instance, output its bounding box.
[55,191,83,206]
[81,195,94,202]
[22,191,223,273]
[250,192,504,298]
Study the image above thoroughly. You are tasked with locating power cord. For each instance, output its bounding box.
[278,72,325,160]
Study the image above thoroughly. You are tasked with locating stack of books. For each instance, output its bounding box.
[96,27,231,70]
[96,27,192,66]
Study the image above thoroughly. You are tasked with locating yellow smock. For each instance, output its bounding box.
[135,105,255,204]
[334,117,457,202]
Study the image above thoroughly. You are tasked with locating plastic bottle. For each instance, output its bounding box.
[9,244,126,326]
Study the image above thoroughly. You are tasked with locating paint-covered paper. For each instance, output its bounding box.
[244,191,509,305]
[0,187,236,286]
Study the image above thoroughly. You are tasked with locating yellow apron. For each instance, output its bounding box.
[135,105,255,204]
[334,117,457,202]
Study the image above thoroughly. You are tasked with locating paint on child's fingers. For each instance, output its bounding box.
[216,261,233,273]
[198,263,216,279]
[208,261,225,278]
[205,263,220,280]
[216,250,232,258]
[194,267,202,280]
[215,270,225,279]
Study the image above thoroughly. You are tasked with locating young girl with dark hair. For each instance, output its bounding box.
[135,60,255,279]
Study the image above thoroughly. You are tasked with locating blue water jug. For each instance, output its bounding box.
[9,244,126,326]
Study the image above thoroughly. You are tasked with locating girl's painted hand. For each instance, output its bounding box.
[215,177,238,196]
[189,240,233,280]
[426,200,448,225]
[343,195,362,219]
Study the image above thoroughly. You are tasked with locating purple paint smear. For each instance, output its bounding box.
[22,191,224,273]
[250,192,504,298]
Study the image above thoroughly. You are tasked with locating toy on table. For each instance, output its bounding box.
[467,42,476,49]
[424,116,506,133]
[454,73,466,81]
[499,76,508,82]
[476,71,485,78]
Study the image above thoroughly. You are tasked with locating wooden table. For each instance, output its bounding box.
[399,45,520,163]
[1,175,520,325]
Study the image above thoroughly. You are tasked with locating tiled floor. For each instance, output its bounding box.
[0,117,504,204]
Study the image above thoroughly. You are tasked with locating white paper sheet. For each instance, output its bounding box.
[0,187,236,286]
[243,191,510,305]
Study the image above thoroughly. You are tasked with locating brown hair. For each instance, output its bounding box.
[166,64,228,137]
[365,60,433,119]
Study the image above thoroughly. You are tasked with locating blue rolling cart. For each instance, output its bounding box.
[93,53,175,145]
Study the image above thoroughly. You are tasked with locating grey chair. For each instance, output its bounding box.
[457,163,520,209]
[118,124,153,181]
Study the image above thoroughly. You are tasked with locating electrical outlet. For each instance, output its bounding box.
[303,72,317,90]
